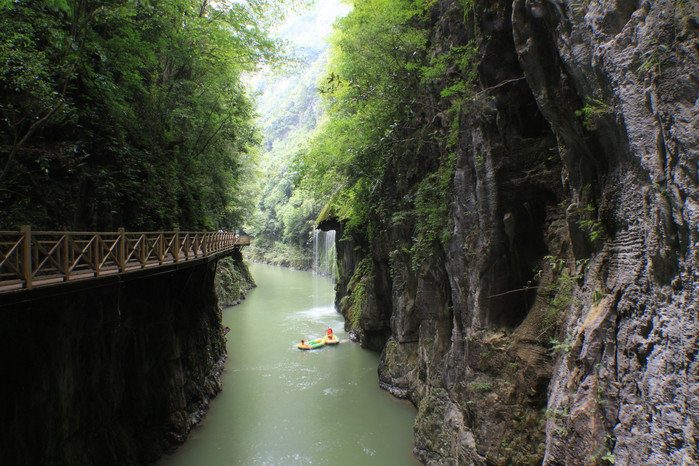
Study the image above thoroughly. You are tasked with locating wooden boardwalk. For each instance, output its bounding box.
[0,227,249,296]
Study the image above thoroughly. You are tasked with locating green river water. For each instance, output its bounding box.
[157,262,417,465]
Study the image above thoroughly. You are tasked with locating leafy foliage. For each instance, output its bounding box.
[244,0,350,268]
[295,0,429,236]
[421,41,479,99]
[574,97,611,131]
[245,63,325,266]
[295,0,481,256]
[0,0,292,231]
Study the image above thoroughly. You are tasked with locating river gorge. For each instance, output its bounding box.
[158,263,417,465]
[1,0,697,464]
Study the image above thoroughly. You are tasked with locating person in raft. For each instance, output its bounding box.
[301,340,305,345]
[326,327,333,336]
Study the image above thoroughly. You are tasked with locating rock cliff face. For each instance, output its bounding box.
[0,261,228,465]
[513,0,699,463]
[332,0,698,464]
[216,250,256,307]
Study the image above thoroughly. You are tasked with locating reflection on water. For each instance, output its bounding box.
[157,263,416,466]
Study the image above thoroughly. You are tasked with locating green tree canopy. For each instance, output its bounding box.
[0,0,295,231]
[295,0,429,235]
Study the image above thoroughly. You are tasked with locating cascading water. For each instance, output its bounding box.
[313,228,319,276]
[312,228,337,308]
[313,229,336,278]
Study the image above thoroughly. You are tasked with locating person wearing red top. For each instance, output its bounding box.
[326,327,332,335]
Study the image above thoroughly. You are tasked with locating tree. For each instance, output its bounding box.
[296,0,428,234]
[0,0,294,230]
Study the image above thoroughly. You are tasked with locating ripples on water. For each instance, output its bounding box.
[157,264,416,466]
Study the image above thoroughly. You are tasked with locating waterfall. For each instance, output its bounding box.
[312,229,337,308]
[314,229,336,278]
[313,228,320,274]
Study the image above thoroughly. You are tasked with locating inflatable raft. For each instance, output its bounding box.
[323,334,339,345]
[298,338,325,350]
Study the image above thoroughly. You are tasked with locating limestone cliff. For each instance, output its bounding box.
[331,0,698,464]
[0,261,228,465]
[513,0,699,463]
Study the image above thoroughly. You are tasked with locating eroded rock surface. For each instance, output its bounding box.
[513,0,699,463]
[333,0,698,464]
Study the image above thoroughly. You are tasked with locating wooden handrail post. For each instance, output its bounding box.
[94,234,101,277]
[21,225,32,290]
[182,233,189,260]
[174,228,180,263]
[62,233,70,281]
[140,234,146,268]
[118,228,126,272]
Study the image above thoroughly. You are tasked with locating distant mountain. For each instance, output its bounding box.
[245,0,350,268]
[255,0,350,151]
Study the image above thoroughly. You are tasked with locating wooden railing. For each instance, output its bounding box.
[0,227,250,293]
